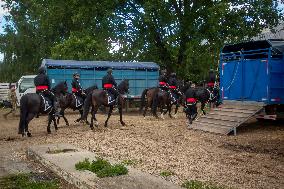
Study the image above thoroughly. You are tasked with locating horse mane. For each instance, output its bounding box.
[85,84,98,94]
[51,81,67,94]
[118,79,129,94]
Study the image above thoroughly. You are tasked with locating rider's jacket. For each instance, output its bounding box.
[34,73,50,92]
[102,73,117,89]
[158,75,168,86]
[71,79,83,93]
[185,87,197,103]
[207,71,216,87]
[168,77,177,89]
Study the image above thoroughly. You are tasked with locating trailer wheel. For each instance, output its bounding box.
[265,105,277,115]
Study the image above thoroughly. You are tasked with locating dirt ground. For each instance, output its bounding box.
[0,108,283,189]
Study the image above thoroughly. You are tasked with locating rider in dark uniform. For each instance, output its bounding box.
[207,69,216,91]
[158,70,168,91]
[34,67,60,116]
[207,69,220,103]
[184,83,198,124]
[102,68,119,101]
[168,72,180,103]
[71,73,86,99]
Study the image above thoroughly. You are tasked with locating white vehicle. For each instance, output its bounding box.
[16,75,36,105]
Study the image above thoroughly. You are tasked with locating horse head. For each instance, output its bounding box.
[118,79,129,94]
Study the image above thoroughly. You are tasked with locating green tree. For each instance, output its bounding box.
[0,0,282,82]
[111,0,282,80]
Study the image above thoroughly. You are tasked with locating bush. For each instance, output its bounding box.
[181,180,229,189]
[75,158,91,170]
[75,158,128,178]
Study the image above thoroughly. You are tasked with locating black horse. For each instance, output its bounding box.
[82,80,129,129]
[18,81,68,137]
[140,87,159,117]
[151,79,185,119]
[194,83,220,115]
[57,84,98,126]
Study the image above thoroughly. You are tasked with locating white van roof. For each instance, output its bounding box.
[20,75,37,78]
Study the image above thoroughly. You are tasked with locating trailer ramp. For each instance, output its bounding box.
[190,101,264,135]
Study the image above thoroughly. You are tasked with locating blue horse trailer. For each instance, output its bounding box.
[220,39,284,118]
[41,59,159,98]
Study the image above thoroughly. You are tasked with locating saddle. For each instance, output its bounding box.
[104,90,116,105]
[207,88,216,102]
[39,94,52,111]
[73,94,83,108]
[169,92,178,104]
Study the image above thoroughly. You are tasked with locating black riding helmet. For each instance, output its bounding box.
[73,72,80,77]
[161,69,167,75]
[38,66,46,74]
[107,68,113,74]
[170,72,176,77]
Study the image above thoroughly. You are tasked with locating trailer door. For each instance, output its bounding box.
[242,58,268,102]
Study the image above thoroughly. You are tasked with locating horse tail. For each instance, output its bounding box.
[18,95,28,135]
[82,92,92,120]
[140,88,148,113]
[152,90,159,116]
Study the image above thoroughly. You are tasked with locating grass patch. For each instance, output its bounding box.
[181,180,229,189]
[75,158,128,178]
[75,158,91,170]
[0,173,58,189]
[121,159,142,166]
[160,170,174,177]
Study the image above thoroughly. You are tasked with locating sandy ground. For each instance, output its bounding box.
[0,108,283,189]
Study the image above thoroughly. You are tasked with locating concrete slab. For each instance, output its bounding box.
[27,143,182,189]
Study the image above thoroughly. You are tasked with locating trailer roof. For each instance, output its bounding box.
[222,39,284,54]
[42,59,159,70]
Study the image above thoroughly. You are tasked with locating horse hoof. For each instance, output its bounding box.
[27,133,32,137]
[86,121,90,125]
[90,126,94,130]
[121,122,126,126]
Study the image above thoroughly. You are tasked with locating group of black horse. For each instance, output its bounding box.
[140,80,219,123]
[18,79,218,137]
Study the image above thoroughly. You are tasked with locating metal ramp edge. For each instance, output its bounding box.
[190,101,264,135]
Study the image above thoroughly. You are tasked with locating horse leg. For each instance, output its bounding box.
[143,101,149,118]
[25,113,35,137]
[62,112,69,126]
[201,102,206,115]
[160,104,166,120]
[75,109,82,122]
[167,103,173,118]
[119,103,126,126]
[173,104,179,118]
[104,106,113,127]
[90,108,94,130]
[92,106,99,128]
[52,116,58,131]
[47,114,53,134]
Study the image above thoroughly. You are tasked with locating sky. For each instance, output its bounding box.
[0,0,8,61]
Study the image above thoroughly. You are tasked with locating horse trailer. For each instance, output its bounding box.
[220,39,284,120]
[41,59,160,99]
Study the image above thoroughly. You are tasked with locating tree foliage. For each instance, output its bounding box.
[0,0,282,82]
